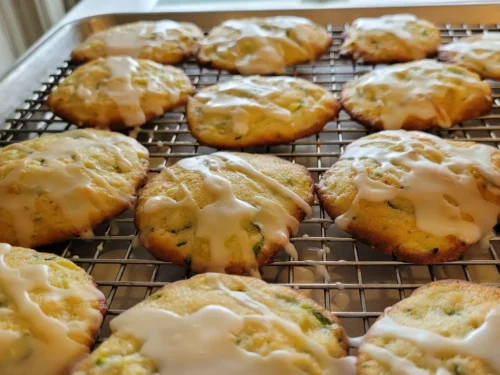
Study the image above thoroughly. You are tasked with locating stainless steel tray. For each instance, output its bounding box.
[1,5,499,348]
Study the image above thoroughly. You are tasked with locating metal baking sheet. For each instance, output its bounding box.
[0,5,499,348]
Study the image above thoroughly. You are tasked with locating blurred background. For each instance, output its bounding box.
[0,0,80,75]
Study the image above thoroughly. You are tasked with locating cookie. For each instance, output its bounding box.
[136,152,314,275]
[197,16,331,75]
[358,280,500,375]
[73,272,354,375]
[439,33,500,81]
[340,14,441,64]
[0,243,106,375]
[187,75,339,148]
[71,20,204,64]
[0,129,149,248]
[47,56,194,129]
[316,130,500,264]
[341,60,492,131]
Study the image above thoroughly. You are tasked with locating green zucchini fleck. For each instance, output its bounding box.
[176,241,187,247]
[451,362,465,375]
[387,201,398,210]
[253,237,264,256]
[312,310,332,326]
[301,304,332,326]
[169,224,193,234]
[96,358,106,366]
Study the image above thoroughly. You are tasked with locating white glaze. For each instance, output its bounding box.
[104,56,146,127]
[86,20,195,57]
[142,152,311,274]
[197,77,294,121]
[330,292,350,311]
[347,335,365,348]
[303,261,331,281]
[191,75,336,141]
[0,129,146,247]
[440,33,500,76]
[360,305,500,373]
[346,14,431,60]
[343,60,490,130]
[0,243,104,374]
[336,130,500,245]
[203,17,328,74]
[109,277,356,374]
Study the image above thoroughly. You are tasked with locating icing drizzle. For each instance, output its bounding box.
[201,17,329,75]
[192,75,334,139]
[85,20,200,57]
[440,33,500,77]
[360,305,500,373]
[108,275,355,374]
[342,60,490,130]
[142,152,312,273]
[343,14,435,60]
[335,130,500,245]
[0,129,147,247]
[0,243,104,374]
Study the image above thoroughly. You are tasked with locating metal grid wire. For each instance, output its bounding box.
[1,23,500,347]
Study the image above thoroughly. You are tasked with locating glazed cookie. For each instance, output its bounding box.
[439,33,500,81]
[340,14,441,63]
[73,272,354,375]
[341,60,492,131]
[197,16,331,75]
[47,56,194,129]
[316,130,500,264]
[136,152,314,275]
[0,129,149,248]
[71,20,204,64]
[187,75,339,148]
[358,280,500,375]
[0,243,106,375]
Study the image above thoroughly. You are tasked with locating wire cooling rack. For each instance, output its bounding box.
[1,23,500,348]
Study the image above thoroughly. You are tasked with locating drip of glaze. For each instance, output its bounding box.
[128,127,140,139]
[303,261,331,282]
[0,130,144,247]
[142,153,311,274]
[214,276,357,374]
[0,243,104,375]
[336,130,500,245]
[207,17,326,75]
[131,235,141,249]
[348,14,429,60]
[347,335,365,348]
[109,219,120,236]
[361,305,500,373]
[104,56,146,127]
[231,107,250,136]
[79,229,95,239]
[330,292,350,311]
